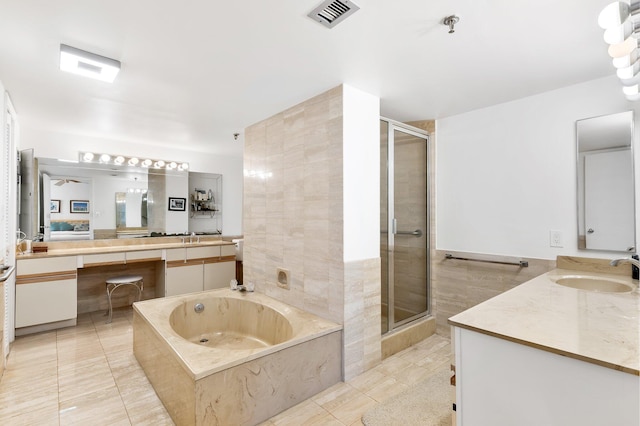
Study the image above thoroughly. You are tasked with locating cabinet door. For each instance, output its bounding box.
[165,262,203,296]
[16,278,77,327]
[204,261,235,290]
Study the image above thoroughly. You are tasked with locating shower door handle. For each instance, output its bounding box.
[395,229,423,237]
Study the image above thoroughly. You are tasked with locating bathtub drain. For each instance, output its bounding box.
[199,338,209,343]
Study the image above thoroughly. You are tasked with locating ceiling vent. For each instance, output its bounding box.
[308,0,360,28]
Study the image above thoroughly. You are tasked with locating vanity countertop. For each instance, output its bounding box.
[17,238,235,259]
[448,268,639,375]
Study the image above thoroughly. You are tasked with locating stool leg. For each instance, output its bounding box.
[106,284,114,324]
[136,280,143,302]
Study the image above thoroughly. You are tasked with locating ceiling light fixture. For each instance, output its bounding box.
[79,152,188,173]
[59,44,121,83]
[599,1,640,100]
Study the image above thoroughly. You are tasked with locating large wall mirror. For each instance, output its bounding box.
[577,111,636,252]
[20,156,222,242]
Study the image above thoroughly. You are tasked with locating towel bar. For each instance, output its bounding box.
[444,253,528,267]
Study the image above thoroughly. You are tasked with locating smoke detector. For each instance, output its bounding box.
[308,0,360,28]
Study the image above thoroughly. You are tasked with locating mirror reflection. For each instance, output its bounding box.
[27,157,223,241]
[576,111,635,252]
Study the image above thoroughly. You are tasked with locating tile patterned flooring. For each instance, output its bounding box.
[0,308,451,425]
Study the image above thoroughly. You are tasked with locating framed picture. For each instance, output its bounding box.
[50,199,61,213]
[70,200,90,213]
[168,197,186,211]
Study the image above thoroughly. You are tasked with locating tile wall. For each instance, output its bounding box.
[243,85,381,380]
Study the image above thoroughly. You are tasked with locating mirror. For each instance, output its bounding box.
[577,111,635,252]
[116,191,148,229]
[25,157,222,241]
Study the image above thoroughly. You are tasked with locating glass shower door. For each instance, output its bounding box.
[381,119,429,334]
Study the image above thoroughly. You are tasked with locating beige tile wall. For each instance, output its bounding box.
[432,251,555,334]
[244,85,381,380]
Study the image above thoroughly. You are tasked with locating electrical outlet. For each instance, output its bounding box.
[550,230,563,248]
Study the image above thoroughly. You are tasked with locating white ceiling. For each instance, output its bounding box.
[0,0,616,158]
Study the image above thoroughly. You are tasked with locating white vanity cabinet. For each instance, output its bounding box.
[453,327,639,425]
[16,256,78,330]
[203,244,236,290]
[165,245,235,296]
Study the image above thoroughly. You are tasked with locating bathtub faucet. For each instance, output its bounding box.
[236,283,254,292]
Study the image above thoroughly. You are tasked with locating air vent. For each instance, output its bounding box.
[308,0,360,28]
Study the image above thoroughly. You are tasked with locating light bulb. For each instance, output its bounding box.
[608,36,638,58]
[598,2,630,30]
[604,19,634,45]
[168,161,177,169]
[128,157,139,166]
[100,154,111,163]
[625,92,640,101]
[154,160,165,168]
[82,152,94,162]
[181,163,189,170]
[613,49,638,68]
[114,156,125,165]
[623,84,639,96]
[617,59,640,80]
[142,159,152,167]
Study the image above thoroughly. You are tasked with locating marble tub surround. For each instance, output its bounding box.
[134,289,342,425]
[449,268,639,375]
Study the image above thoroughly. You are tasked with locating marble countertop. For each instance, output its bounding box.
[448,268,639,375]
[17,238,235,259]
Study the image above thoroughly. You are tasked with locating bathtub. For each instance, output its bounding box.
[133,289,343,425]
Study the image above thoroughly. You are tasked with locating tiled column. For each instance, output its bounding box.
[244,85,381,381]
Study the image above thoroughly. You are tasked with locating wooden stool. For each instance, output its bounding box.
[105,275,143,323]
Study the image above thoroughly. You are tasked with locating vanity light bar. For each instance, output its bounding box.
[78,151,189,172]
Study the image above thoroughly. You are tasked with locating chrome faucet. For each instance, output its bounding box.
[190,232,196,244]
[610,257,640,268]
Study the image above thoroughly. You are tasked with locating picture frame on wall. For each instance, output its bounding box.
[70,200,90,213]
[50,199,60,213]
[168,197,186,211]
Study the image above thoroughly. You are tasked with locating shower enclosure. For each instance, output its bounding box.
[380,118,430,334]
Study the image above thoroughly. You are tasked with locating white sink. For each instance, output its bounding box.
[551,275,633,293]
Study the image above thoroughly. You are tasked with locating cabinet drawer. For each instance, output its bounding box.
[220,244,236,257]
[16,278,77,327]
[81,252,126,267]
[187,246,220,260]
[126,250,162,263]
[17,256,77,276]
[165,248,186,262]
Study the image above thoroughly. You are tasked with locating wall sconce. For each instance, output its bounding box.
[599,1,640,100]
[79,151,189,172]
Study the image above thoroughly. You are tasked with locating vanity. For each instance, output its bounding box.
[15,237,236,335]
[449,256,639,425]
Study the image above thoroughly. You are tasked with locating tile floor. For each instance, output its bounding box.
[0,308,451,425]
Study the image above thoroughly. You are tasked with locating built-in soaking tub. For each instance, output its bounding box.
[133,289,342,426]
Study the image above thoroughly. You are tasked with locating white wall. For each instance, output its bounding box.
[343,85,380,262]
[20,129,243,235]
[437,75,640,260]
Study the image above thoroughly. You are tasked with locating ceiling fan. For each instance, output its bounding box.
[53,178,83,186]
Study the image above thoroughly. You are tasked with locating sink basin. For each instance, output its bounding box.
[552,275,633,293]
